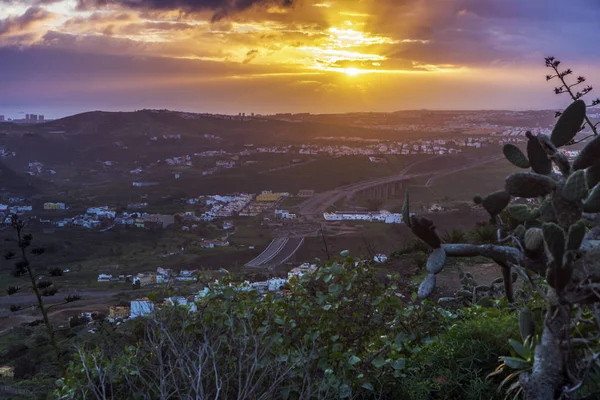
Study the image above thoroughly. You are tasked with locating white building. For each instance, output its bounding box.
[97,274,112,282]
[323,210,402,224]
[130,299,155,318]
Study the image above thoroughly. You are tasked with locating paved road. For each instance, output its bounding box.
[297,155,503,216]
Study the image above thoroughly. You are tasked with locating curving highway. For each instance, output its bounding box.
[297,155,504,216]
[245,237,305,267]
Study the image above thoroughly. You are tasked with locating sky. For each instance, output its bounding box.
[1,0,600,118]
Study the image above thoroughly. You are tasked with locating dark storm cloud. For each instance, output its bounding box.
[76,0,295,21]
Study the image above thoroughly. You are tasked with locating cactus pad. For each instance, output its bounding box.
[566,220,586,252]
[513,224,527,239]
[539,198,556,223]
[583,182,600,213]
[542,222,566,267]
[402,191,411,228]
[481,191,511,218]
[503,144,530,169]
[585,160,600,189]
[505,172,556,198]
[573,135,600,171]
[507,204,539,222]
[524,228,544,251]
[551,99,586,147]
[410,216,441,249]
[418,273,436,298]
[552,184,583,228]
[426,247,446,275]
[519,308,535,342]
[562,169,588,201]
[526,133,552,175]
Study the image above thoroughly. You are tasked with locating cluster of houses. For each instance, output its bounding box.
[92,263,321,324]
[187,194,254,220]
[47,207,175,229]
[98,267,200,285]
[323,210,403,224]
[187,191,288,221]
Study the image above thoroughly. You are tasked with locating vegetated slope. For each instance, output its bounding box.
[0,160,46,196]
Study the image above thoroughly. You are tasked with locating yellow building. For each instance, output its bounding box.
[108,306,131,319]
[256,193,282,202]
[134,273,156,287]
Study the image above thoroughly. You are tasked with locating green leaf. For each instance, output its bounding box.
[371,357,386,368]
[222,287,234,299]
[500,356,530,370]
[392,358,406,370]
[508,339,528,359]
[394,334,405,350]
[362,382,375,391]
[348,355,361,366]
[328,283,343,297]
[340,384,352,398]
[322,304,332,311]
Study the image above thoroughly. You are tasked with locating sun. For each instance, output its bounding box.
[344,67,362,76]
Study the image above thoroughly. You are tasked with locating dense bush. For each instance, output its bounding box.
[398,310,518,400]
[56,257,525,400]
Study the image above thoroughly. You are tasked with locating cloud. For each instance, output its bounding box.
[76,0,296,21]
[0,6,55,37]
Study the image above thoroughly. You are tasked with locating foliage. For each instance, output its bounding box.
[59,257,458,399]
[402,58,600,399]
[398,309,518,400]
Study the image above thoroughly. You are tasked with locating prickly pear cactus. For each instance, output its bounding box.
[404,99,600,300]
[503,144,530,169]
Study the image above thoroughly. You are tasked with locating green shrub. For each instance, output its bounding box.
[397,310,518,400]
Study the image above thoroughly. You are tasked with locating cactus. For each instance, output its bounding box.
[426,247,446,275]
[481,191,511,218]
[505,172,556,198]
[551,99,586,147]
[542,222,565,266]
[562,169,588,201]
[503,144,530,169]
[552,184,583,228]
[574,134,600,171]
[526,132,552,175]
[538,198,556,222]
[405,69,600,399]
[402,191,412,228]
[418,273,436,298]
[507,204,540,222]
[519,308,535,342]
[410,216,441,249]
[524,228,544,251]
[583,182,600,213]
[513,224,527,239]
[585,160,600,189]
[566,220,586,252]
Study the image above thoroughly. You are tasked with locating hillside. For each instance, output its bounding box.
[0,160,46,196]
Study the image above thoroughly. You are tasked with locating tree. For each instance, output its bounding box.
[404,58,600,399]
[4,214,74,375]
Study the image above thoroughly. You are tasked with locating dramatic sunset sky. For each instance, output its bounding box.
[1,0,599,118]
